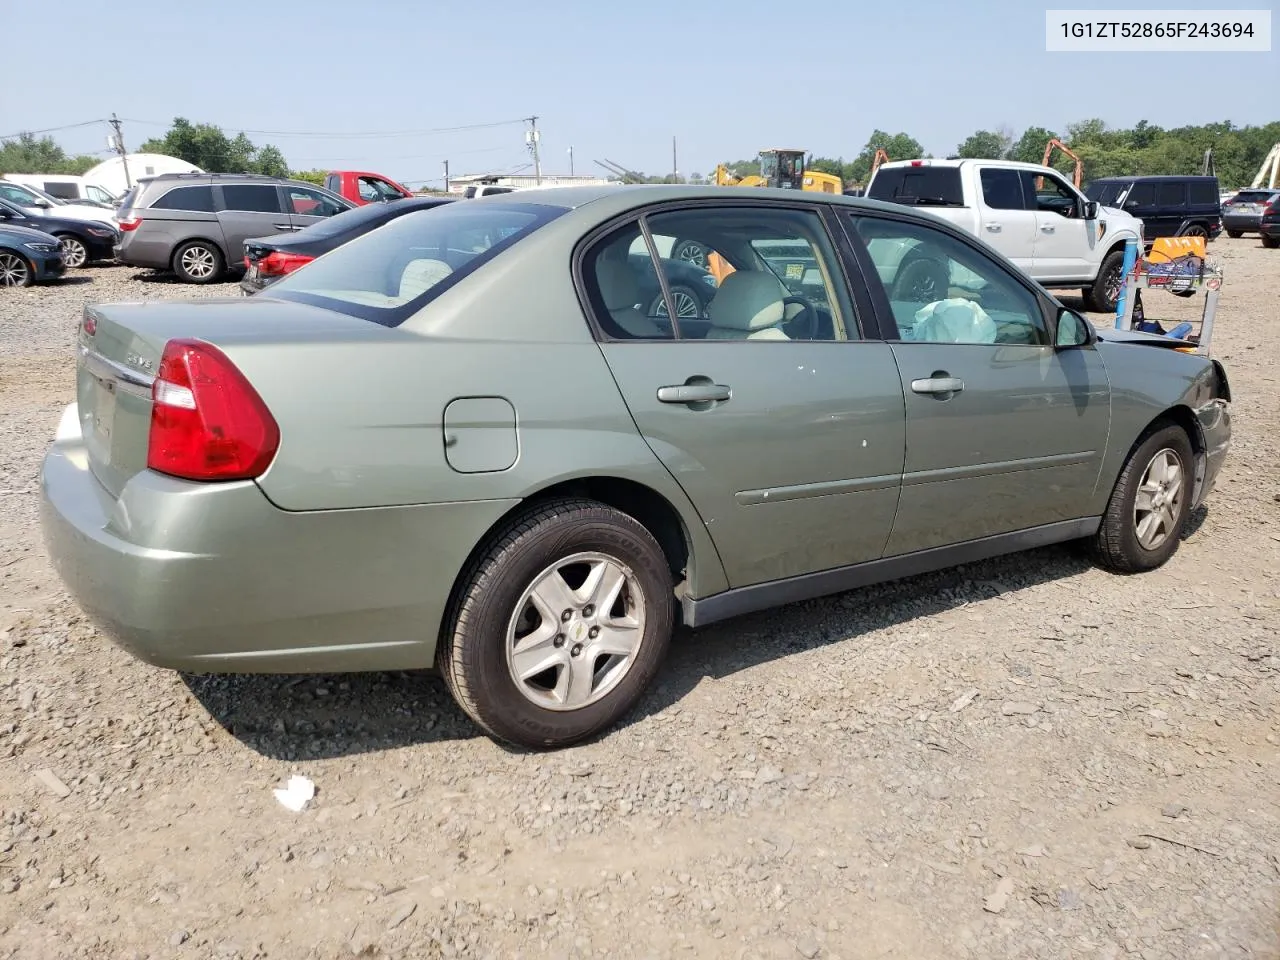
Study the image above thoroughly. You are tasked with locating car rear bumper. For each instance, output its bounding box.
[1222,214,1261,232]
[40,403,519,675]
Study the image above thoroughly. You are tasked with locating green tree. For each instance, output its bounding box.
[1008,126,1059,165]
[847,130,925,185]
[0,133,98,175]
[138,117,291,175]
[956,129,1012,160]
[288,168,328,186]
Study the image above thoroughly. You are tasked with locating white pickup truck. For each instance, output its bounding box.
[865,158,1144,313]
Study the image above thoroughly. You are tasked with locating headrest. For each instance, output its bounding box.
[399,258,453,300]
[707,271,785,331]
[596,259,639,311]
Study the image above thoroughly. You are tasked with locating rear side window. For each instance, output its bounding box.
[150,185,215,212]
[221,184,283,213]
[325,174,340,193]
[1188,181,1218,206]
[979,168,1026,210]
[42,181,78,200]
[866,167,964,207]
[1085,181,1128,205]
[1125,183,1156,206]
[263,201,567,327]
[1155,182,1185,208]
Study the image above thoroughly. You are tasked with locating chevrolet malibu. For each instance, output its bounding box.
[40,185,1232,749]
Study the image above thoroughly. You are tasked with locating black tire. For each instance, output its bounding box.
[171,240,225,284]
[670,239,708,269]
[54,234,88,269]
[1085,248,1126,313]
[438,498,675,749]
[1262,235,1279,249]
[1226,229,1243,239]
[891,253,949,302]
[0,249,34,287]
[1089,422,1195,573]
[1180,224,1209,239]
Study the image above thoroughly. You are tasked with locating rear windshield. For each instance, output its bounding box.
[867,167,964,207]
[263,200,567,326]
[1085,181,1130,205]
[1229,190,1276,203]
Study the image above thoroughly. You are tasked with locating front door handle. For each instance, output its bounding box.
[986,223,1002,232]
[657,383,732,404]
[1040,224,1056,233]
[273,223,294,231]
[910,376,964,396]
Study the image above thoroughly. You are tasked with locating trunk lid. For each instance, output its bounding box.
[74,297,399,497]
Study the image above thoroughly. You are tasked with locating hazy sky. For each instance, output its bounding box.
[4,0,1276,187]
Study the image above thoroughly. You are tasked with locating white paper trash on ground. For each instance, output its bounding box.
[273,775,315,812]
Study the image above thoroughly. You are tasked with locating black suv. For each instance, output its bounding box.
[1085,175,1222,242]
[114,173,353,283]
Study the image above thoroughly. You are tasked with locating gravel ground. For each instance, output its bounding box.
[1,248,1277,960]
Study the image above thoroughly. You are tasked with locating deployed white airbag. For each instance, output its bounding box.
[911,297,997,343]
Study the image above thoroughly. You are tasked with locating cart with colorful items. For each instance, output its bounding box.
[1114,235,1223,355]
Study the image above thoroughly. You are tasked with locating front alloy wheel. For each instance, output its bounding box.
[1132,448,1185,552]
[0,252,33,287]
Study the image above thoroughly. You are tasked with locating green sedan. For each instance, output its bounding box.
[40,185,1232,749]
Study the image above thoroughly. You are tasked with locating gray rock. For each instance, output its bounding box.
[1000,702,1038,716]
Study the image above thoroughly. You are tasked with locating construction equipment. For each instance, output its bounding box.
[1251,142,1280,189]
[869,148,891,180]
[1042,138,1083,188]
[713,149,843,194]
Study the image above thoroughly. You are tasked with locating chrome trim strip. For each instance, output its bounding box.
[78,344,155,390]
[736,473,900,506]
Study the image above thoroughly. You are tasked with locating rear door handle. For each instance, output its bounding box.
[910,376,964,395]
[1040,224,1055,233]
[273,223,294,231]
[657,383,732,404]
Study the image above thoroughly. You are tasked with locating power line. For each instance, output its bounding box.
[0,118,109,140]
[121,117,527,140]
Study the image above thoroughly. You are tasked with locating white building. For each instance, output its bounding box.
[82,153,204,196]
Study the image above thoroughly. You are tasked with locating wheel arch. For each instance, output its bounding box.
[170,236,227,268]
[439,475,704,640]
[1109,404,1208,505]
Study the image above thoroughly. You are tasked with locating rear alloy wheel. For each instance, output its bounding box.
[0,251,33,287]
[1181,224,1209,240]
[1090,423,1194,573]
[172,240,224,284]
[671,239,708,269]
[650,284,704,322]
[55,235,88,269]
[438,498,674,749]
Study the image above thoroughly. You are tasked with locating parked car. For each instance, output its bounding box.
[1260,195,1279,248]
[0,179,118,225]
[4,174,120,207]
[866,158,1145,312]
[0,222,66,287]
[40,185,1232,750]
[0,198,119,268]
[240,196,456,294]
[1220,188,1280,238]
[323,170,415,206]
[114,173,354,283]
[1085,175,1222,242]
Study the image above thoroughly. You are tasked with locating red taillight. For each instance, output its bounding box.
[147,339,279,482]
[81,311,96,336]
[910,160,924,166]
[258,251,314,277]
[1264,201,1276,214]
[116,216,141,232]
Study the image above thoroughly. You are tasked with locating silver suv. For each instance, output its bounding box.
[114,173,353,283]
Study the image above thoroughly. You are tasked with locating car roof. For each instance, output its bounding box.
[875,158,1053,173]
[467,182,923,219]
[1091,175,1218,182]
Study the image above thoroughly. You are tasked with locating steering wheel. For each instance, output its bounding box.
[891,255,949,303]
[781,296,817,339]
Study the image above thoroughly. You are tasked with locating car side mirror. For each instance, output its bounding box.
[33,199,51,208]
[1083,200,1100,220]
[1055,307,1093,348]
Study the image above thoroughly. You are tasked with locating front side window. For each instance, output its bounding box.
[1021,171,1079,217]
[357,179,381,202]
[850,215,1048,346]
[221,184,283,213]
[1125,183,1156,207]
[264,201,566,327]
[582,206,855,342]
[86,184,117,204]
[1085,181,1128,205]
[287,187,347,218]
[0,183,40,207]
[150,185,215,212]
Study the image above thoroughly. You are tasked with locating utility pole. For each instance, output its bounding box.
[568,146,574,177]
[672,136,678,183]
[110,113,132,189]
[526,116,542,185]
[442,160,449,194]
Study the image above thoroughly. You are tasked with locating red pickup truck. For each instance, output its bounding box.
[323,170,415,205]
